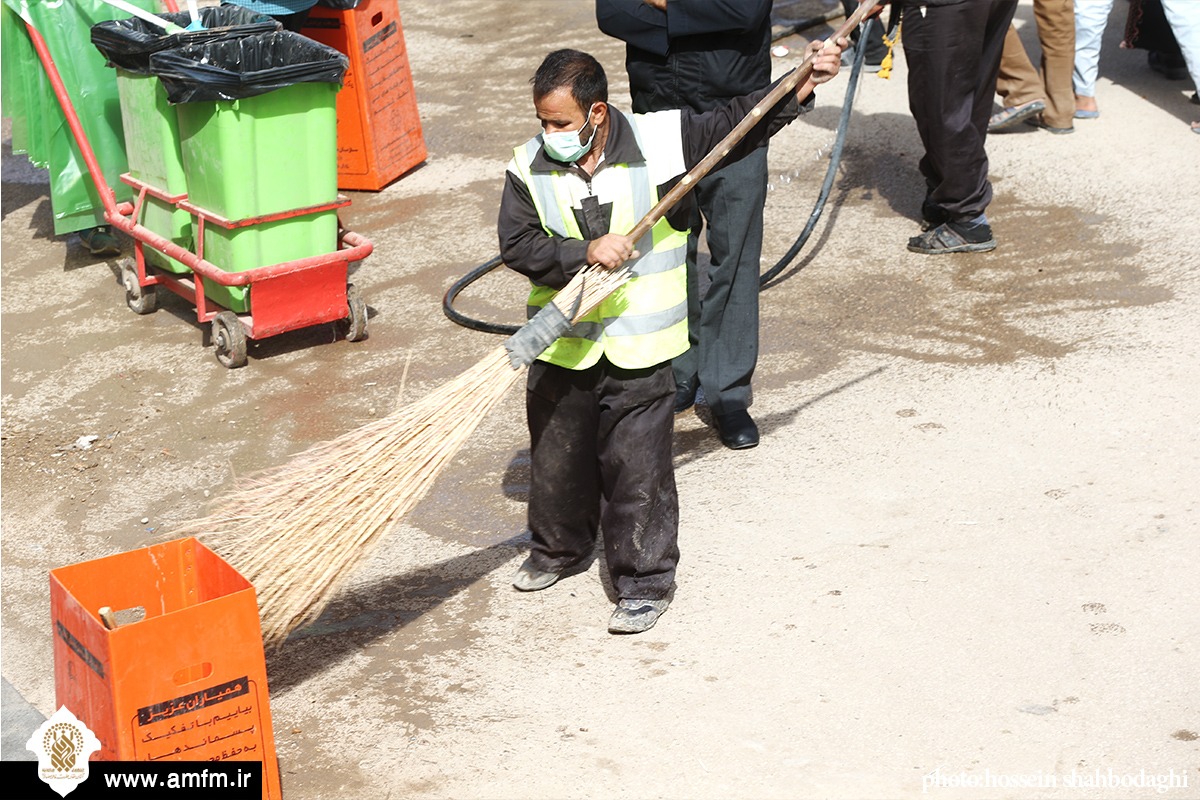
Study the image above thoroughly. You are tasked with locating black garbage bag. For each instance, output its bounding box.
[91,4,280,75]
[148,31,349,103]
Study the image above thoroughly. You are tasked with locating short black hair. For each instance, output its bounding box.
[531,49,608,110]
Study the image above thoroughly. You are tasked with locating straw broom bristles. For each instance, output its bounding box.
[179,264,631,646]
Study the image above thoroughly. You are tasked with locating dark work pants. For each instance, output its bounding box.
[526,358,679,601]
[901,0,1018,222]
[671,146,768,416]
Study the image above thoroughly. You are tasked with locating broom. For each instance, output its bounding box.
[185,1,880,647]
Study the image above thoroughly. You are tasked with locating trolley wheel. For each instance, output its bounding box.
[343,283,369,342]
[120,258,156,315]
[212,311,248,369]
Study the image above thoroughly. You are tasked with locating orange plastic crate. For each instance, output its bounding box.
[302,0,427,190]
[51,537,281,799]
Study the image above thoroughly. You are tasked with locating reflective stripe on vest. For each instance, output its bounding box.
[513,112,688,370]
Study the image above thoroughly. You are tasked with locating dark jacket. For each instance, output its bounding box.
[596,0,773,113]
[498,83,807,290]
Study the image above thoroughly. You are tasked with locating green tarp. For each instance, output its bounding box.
[2,0,156,235]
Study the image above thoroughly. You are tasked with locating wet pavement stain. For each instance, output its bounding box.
[760,201,1172,390]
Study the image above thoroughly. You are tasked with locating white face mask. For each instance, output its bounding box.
[542,106,598,163]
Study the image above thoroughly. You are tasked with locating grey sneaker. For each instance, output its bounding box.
[607,597,670,634]
[512,556,562,592]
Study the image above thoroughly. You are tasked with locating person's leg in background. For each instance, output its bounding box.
[842,0,888,69]
[992,24,1047,130]
[1073,0,1116,116]
[992,0,1075,133]
[690,147,768,449]
[1030,0,1077,130]
[904,0,1018,254]
[1159,0,1200,131]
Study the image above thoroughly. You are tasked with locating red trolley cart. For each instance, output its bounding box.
[24,18,373,369]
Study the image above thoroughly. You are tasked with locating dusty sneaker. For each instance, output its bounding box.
[907,220,996,255]
[607,597,669,634]
[511,556,562,592]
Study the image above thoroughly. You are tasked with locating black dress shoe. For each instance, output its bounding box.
[674,376,698,414]
[714,409,759,450]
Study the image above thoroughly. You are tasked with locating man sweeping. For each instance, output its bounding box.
[498,43,844,634]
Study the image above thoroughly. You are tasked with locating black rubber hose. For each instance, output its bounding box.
[443,22,870,335]
[441,254,516,335]
[759,30,866,286]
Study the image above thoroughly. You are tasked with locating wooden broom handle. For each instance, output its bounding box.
[623,0,884,244]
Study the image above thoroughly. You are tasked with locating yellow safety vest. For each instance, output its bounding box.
[510,110,689,370]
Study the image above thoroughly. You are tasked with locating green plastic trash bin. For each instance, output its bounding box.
[149,31,348,313]
[91,6,280,274]
[114,72,192,273]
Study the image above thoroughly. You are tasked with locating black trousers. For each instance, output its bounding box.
[526,358,679,601]
[901,0,1018,222]
[670,146,768,415]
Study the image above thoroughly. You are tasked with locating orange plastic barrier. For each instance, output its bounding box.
[51,537,281,799]
[303,0,427,191]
